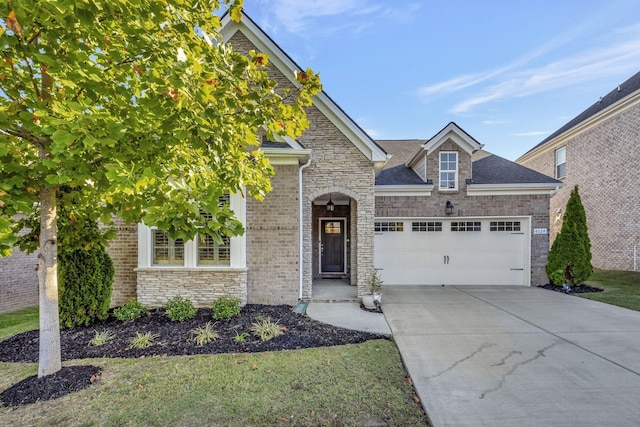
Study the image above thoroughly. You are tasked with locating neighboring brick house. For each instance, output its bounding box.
[2,12,562,311]
[517,71,640,271]
[0,246,38,314]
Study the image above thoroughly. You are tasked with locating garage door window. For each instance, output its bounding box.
[451,221,481,232]
[412,221,442,232]
[490,221,521,232]
[375,221,404,232]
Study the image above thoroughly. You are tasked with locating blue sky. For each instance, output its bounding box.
[236,0,640,160]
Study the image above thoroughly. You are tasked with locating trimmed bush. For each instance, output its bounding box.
[546,185,593,286]
[58,245,114,329]
[113,300,148,321]
[212,296,241,320]
[165,296,197,322]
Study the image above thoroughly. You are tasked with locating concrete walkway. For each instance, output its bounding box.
[383,286,640,427]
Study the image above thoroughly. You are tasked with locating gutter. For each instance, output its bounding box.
[298,155,312,301]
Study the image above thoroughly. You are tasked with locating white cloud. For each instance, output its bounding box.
[482,119,510,125]
[257,0,374,33]
[512,131,550,137]
[416,23,640,114]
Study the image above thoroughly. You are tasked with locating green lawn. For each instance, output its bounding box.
[580,269,640,311]
[0,306,38,340]
[0,307,429,426]
[0,340,428,426]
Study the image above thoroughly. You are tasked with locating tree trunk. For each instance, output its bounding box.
[38,186,61,378]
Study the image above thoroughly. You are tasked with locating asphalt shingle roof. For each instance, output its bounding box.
[523,70,640,155]
[376,140,559,186]
[471,154,560,184]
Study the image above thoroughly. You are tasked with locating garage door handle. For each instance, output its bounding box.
[510,268,524,270]
[444,255,450,264]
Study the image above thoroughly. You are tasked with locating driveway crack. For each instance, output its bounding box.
[427,342,496,380]
[479,342,559,399]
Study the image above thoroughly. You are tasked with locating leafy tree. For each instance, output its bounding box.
[546,186,593,286]
[0,0,321,377]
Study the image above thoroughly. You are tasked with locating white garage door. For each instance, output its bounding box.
[374,218,530,286]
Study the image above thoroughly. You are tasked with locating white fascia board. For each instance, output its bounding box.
[375,184,434,197]
[467,183,564,196]
[423,123,484,155]
[517,88,640,164]
[220,14,387,163]
[261,148,312,165]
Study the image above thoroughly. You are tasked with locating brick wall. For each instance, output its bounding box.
[0,246,38,313]
[106,219,138,306]
[136,268,247,307]
[375,193,552,286]
[519,102,640,271]
[246,164,300,305]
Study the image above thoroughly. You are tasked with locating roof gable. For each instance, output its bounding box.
[220,12,388,164]
[407,122,483,167]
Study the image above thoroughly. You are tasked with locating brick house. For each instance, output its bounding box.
[517,71,640,271]
[1,12,561,312]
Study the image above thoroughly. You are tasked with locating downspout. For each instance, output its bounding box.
[298,155,312,301]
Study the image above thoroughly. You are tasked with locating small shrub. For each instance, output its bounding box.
[113,301,148,321]
[212,296,241,320]
[165,296,197,322]
[368,270,383,294]
[233,331,250,343]
[189,322,219,346]
[130,332,159,349]
[250,317,284,342]
[88,330,116,346]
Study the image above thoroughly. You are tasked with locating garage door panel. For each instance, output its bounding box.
[374,218,529,286]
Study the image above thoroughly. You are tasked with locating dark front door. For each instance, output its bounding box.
[321,219,345,273]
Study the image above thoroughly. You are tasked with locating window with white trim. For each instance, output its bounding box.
[152,230,185,265]
[439,151,458,190]
[555,147,566,179]
[375,221,404,232]
[149,194,234,267]
[412,221,442,232]
[197,235,230,266]
[451,221,481,232]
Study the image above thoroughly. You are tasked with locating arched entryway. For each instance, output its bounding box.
[310,192,358,301]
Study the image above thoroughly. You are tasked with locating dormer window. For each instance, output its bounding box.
[439,151,458,191]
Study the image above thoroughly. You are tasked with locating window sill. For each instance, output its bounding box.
[135,267,248,272]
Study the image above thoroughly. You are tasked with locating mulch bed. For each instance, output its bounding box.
[537,284,603,294]
[0,305,386,407]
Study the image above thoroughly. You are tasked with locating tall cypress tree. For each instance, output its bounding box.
[546,186,593,286]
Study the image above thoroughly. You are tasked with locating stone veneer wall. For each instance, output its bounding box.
[376,194,552,286]
[228,31,376,300]
[246,164,300,305]
[302,107,375,299]
[136,268,247,307]
[0,245,38,313]
[106,218,138,306]
[519,102,640,271]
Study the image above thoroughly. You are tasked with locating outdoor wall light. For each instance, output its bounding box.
[326,194,335,212]
[445,200,454,215]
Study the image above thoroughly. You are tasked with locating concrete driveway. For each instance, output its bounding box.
[383,286,640,427]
